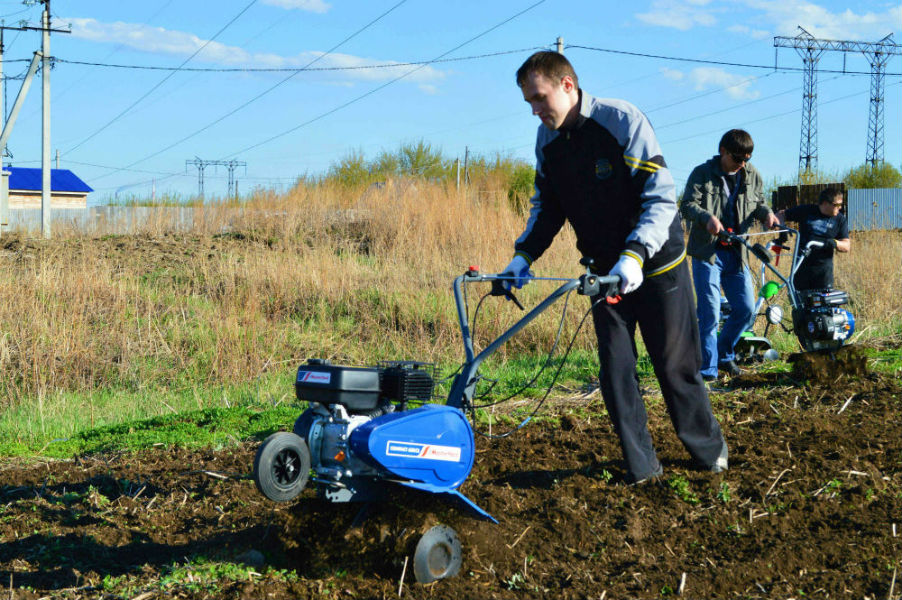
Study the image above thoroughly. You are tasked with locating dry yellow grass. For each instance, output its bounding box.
[0,179,899,408]
[0,180,586,405]
[834,229,902,328]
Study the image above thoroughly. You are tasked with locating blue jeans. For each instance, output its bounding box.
[692,249,755,377]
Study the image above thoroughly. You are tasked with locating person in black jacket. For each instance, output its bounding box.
[777,186,850,290]
[500,51,727,484]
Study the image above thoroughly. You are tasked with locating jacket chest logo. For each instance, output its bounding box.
[595,158,613,180]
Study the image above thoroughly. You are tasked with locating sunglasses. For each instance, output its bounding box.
[730,153,751,164]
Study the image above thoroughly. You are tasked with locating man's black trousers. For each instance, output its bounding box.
[591,259,726,482]
[793,261,833,291]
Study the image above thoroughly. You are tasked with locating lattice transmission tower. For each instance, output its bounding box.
[186,157,247,198]
[775,27,900,174]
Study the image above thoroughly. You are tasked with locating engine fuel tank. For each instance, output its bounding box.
[349,405,474,490]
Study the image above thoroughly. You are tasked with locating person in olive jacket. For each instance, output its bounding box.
[680,130,778,380]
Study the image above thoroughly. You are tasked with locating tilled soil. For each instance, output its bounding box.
[2,353,901,599]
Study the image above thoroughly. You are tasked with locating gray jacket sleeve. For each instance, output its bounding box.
[597,99,677,261]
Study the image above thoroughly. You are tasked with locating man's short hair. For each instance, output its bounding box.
[516,51,579,89]
[719,129,754,155]
[819,186,843,205]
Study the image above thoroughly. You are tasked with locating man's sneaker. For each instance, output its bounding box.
[709,443,729,473]
[718,360,743,377]
[628,463,663,486]
[702,373,717,382]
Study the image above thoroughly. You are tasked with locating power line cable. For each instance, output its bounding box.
[53,47,545,72]
[661,79,902,146]
[88,0,412,183]
[646,72,775,112]
[46,0,179,106]
[653,78,837,131]
[0,6,32,19]
[62,0,260,156]
[568,43,902,77]
[40,40,902,76]
[223,0,549,160]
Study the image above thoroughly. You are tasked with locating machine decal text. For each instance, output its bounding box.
[386,441,461,462]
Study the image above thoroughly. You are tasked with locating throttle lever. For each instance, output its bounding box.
[490,279,525,310]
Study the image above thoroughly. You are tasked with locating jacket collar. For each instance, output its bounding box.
[709,154,747,178]
[562,89,590,131]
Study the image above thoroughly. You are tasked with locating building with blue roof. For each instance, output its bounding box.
[5,166,93,209]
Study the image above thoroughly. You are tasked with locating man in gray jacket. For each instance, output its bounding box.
[501,51,728,484]
[680,130,778,380]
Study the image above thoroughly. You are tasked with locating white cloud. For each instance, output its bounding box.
[637,0,900,39]
[261,0,330,13]
[636,0,720,30]
[687,67,760,100]
[727,24,771,39]
[66,18,444,85]
[748,0,900,40]
[660,67,685,81]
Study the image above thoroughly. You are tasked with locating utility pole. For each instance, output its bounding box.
[41,0,50,238]
[0,52,42,237]
[775,27,901,175]
[225,160,245,199]
[0,24,5,236]
[0,5,70,238]
[556,36,564,55]
[186,157,206,198]
[1,25,4,141]
[463,146,469,185]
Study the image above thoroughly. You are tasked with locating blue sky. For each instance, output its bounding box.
[0,0,900,202]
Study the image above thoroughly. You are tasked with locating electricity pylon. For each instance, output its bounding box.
[186,157,247,199]
[775,27,901,174]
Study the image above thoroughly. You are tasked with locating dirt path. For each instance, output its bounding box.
[2,362,901,599]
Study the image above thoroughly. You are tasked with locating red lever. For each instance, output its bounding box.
[718,227,734,247]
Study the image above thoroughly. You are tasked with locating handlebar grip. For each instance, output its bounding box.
[579,273,620,297]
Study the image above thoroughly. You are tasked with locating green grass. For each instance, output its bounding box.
[100,556,299,598]
[1,313,898,460]
[0,371,297,457]
[0,401,302,459]
[0,352,613,459]
[861,344,902,375]
[4,330,899,461]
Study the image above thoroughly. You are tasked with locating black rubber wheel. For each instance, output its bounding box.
[413,525,462,583]
[253,432,311,502]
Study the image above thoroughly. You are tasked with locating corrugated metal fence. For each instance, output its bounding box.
[3,189,901,235]
[847,188,902,231]
[4,206,211,235]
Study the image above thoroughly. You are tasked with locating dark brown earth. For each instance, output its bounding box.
[2,347,901,599]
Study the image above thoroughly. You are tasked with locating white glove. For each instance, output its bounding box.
[500,255,533,290]
[608,254,643,295]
